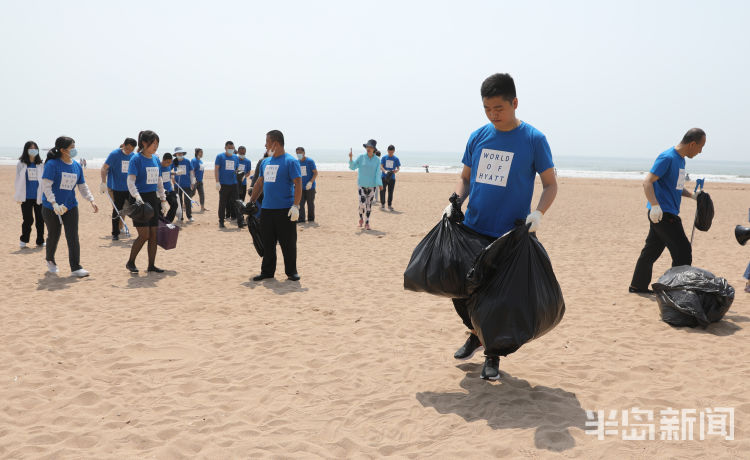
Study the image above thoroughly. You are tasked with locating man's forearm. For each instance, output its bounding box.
[535,183,558,214]
[643,182,659,206]
[294,179,302,205]
[100,166,108,183]
[454,178,470,204]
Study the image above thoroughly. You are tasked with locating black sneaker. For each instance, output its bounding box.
[219,222,226,228]
[253,273,274,281]
[112,234,119,241]
[147,266,164,273]
[628,286,654,294]
[454,334,483,360]
[287,273,301,281]
[480,356,500,380]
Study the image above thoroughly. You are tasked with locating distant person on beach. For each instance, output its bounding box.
[629,128,706,294]
[248,130,302,281]
[41,136,99,277]
[296,147,318,223]
[237,146,253,202]
[424,165,430,173]
[215,141,243,229]
[160,153,178,222]
[446,73,558,380]
[126,130,168,273]
[348,140,383,230]
[14,141,44,248]
[172,147,196,222]
[100,138,136,240]
[192,148,207,211]
[81,158,87,169]
[379,144,401,210]
[251,150,270,208]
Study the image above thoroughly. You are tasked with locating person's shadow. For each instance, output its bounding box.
[357,228,386,237]
[36,272,80,291]
[241,278,309,295]
[125,270,177,289]
[416,364,590,452]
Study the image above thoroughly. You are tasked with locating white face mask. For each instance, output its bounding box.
[28,149,39,157]
[296,153,304,160]
[238,154,245,159]
[69,148,78,158]
[176,155,184,161]
[226,148,235,155]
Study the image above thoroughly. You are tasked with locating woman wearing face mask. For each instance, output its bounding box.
[348,139,383,230]
[41,136,99,276]
[126,130,169,273]
[14,141,45,248]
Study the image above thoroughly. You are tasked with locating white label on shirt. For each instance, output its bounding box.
[60,172,78,190]
[385,160,394,169]
[121,160,129,174]
[27,167,38,181]
[264,164,279,183]
[237,164,246,173]
[199,164,205,171]
[162,171,171,182]
[476,149,514,187]
[676,169,686,190]
[146,167,159,184]
[176,165,187,176]
[225,160,234,171]
[300,166,307,176]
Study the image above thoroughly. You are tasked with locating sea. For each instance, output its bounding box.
[2,147,749,184]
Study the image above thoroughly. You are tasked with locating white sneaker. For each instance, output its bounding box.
[189,217,195,222]
[19,241,27,249]
[46,261,58,273]
[72,268,90,278]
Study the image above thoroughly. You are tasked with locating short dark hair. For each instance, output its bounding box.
[481,73,516,102]
[162,152,173,161]
[387,145,395,151]
[267,130,284,147]
[296,146,305,153]
[123,137,137,148]
[225,141,234,147]
[681,128,706,145]
[195,148,203,156]
[19,141,41,165]
[138,130,159,152]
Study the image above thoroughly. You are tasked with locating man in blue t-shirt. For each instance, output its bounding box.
[191,148,207,211]
[249,130,302,281]
[379,144,401,210]
[296,147,318,223]
[99,137,136,240]
[172,147,196,222]
[630,128,706,294]
[214,140,244,228]
[236,145,253,203]
[445,73,558,381]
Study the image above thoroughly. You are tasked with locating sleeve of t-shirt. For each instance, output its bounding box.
[259,159,265,177]
[461,134,476,168]
[289,158,301,180]
[381,157,387,166]
[310,160,317,171]
[77,163,85,184]
[42,160,57,181]
[104,152,116,168]
[532,133,555,174]
[395,158,401,168]
[128,157,138,176]
[650,154,670,178]
[214,155,221,169]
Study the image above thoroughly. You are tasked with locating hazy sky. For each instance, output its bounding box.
[2,0,748,159]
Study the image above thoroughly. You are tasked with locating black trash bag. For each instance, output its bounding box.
[465,224,565,357]
[652,265,734,328]
[236,200,263,257]
[694,192,714,232]
[122,200,154,222]
[403,194,493,298]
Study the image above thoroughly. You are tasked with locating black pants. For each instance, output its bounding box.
[260,208,297,276]
[165,191,178,222]
[218,184,239,224]
[238,183,247,202]
[452,298,474,330]
[299,189,316,222]
[177,186,193,219]
[631,212,692,290]
[195,181,205,207]
[20,199,44,244]
[380,177,395,206]
[42,206,81,271]
[110,190,130,237]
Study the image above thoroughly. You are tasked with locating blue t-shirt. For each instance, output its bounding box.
[191,158,205,182]
[259,153,302,209]
[42,159,85,210]
[104,148,134,191]
[381,155,401,180]
[172,157,194,189]
[462,122,554,237]
[25,163,42,199]
[349,154,384,188]
[299,158,317,190]
[128,153,161,193]
[215,153,239,185]
[160,164,174,193]
[237,157,253,185]
[648,147,686,216]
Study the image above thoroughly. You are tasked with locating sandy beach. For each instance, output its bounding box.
[1,166,748,458]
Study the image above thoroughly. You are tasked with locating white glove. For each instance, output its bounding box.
[161,200,169,215]
[525,210,543,232]
[52,203,65,215]
[134,194,144,205]
[443,203,453,219]
[215,183,221,191]
[305,182,313,190]
[649,205,663,223]
[288,205,299,222]
[99,182,107,194]
[691,190,702,200]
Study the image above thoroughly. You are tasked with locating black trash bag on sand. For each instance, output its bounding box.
[466,224,565,357]
[694,191,714,232]
[403,194,493,298]
[237,200,263,257]
[652,265,734,328]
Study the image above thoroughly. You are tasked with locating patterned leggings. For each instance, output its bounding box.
[358,187,376,224]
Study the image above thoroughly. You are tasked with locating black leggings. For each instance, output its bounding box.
[20,199,44,244]
[42,206,81,271]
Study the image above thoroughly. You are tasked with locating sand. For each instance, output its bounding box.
[1,166,748,458]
